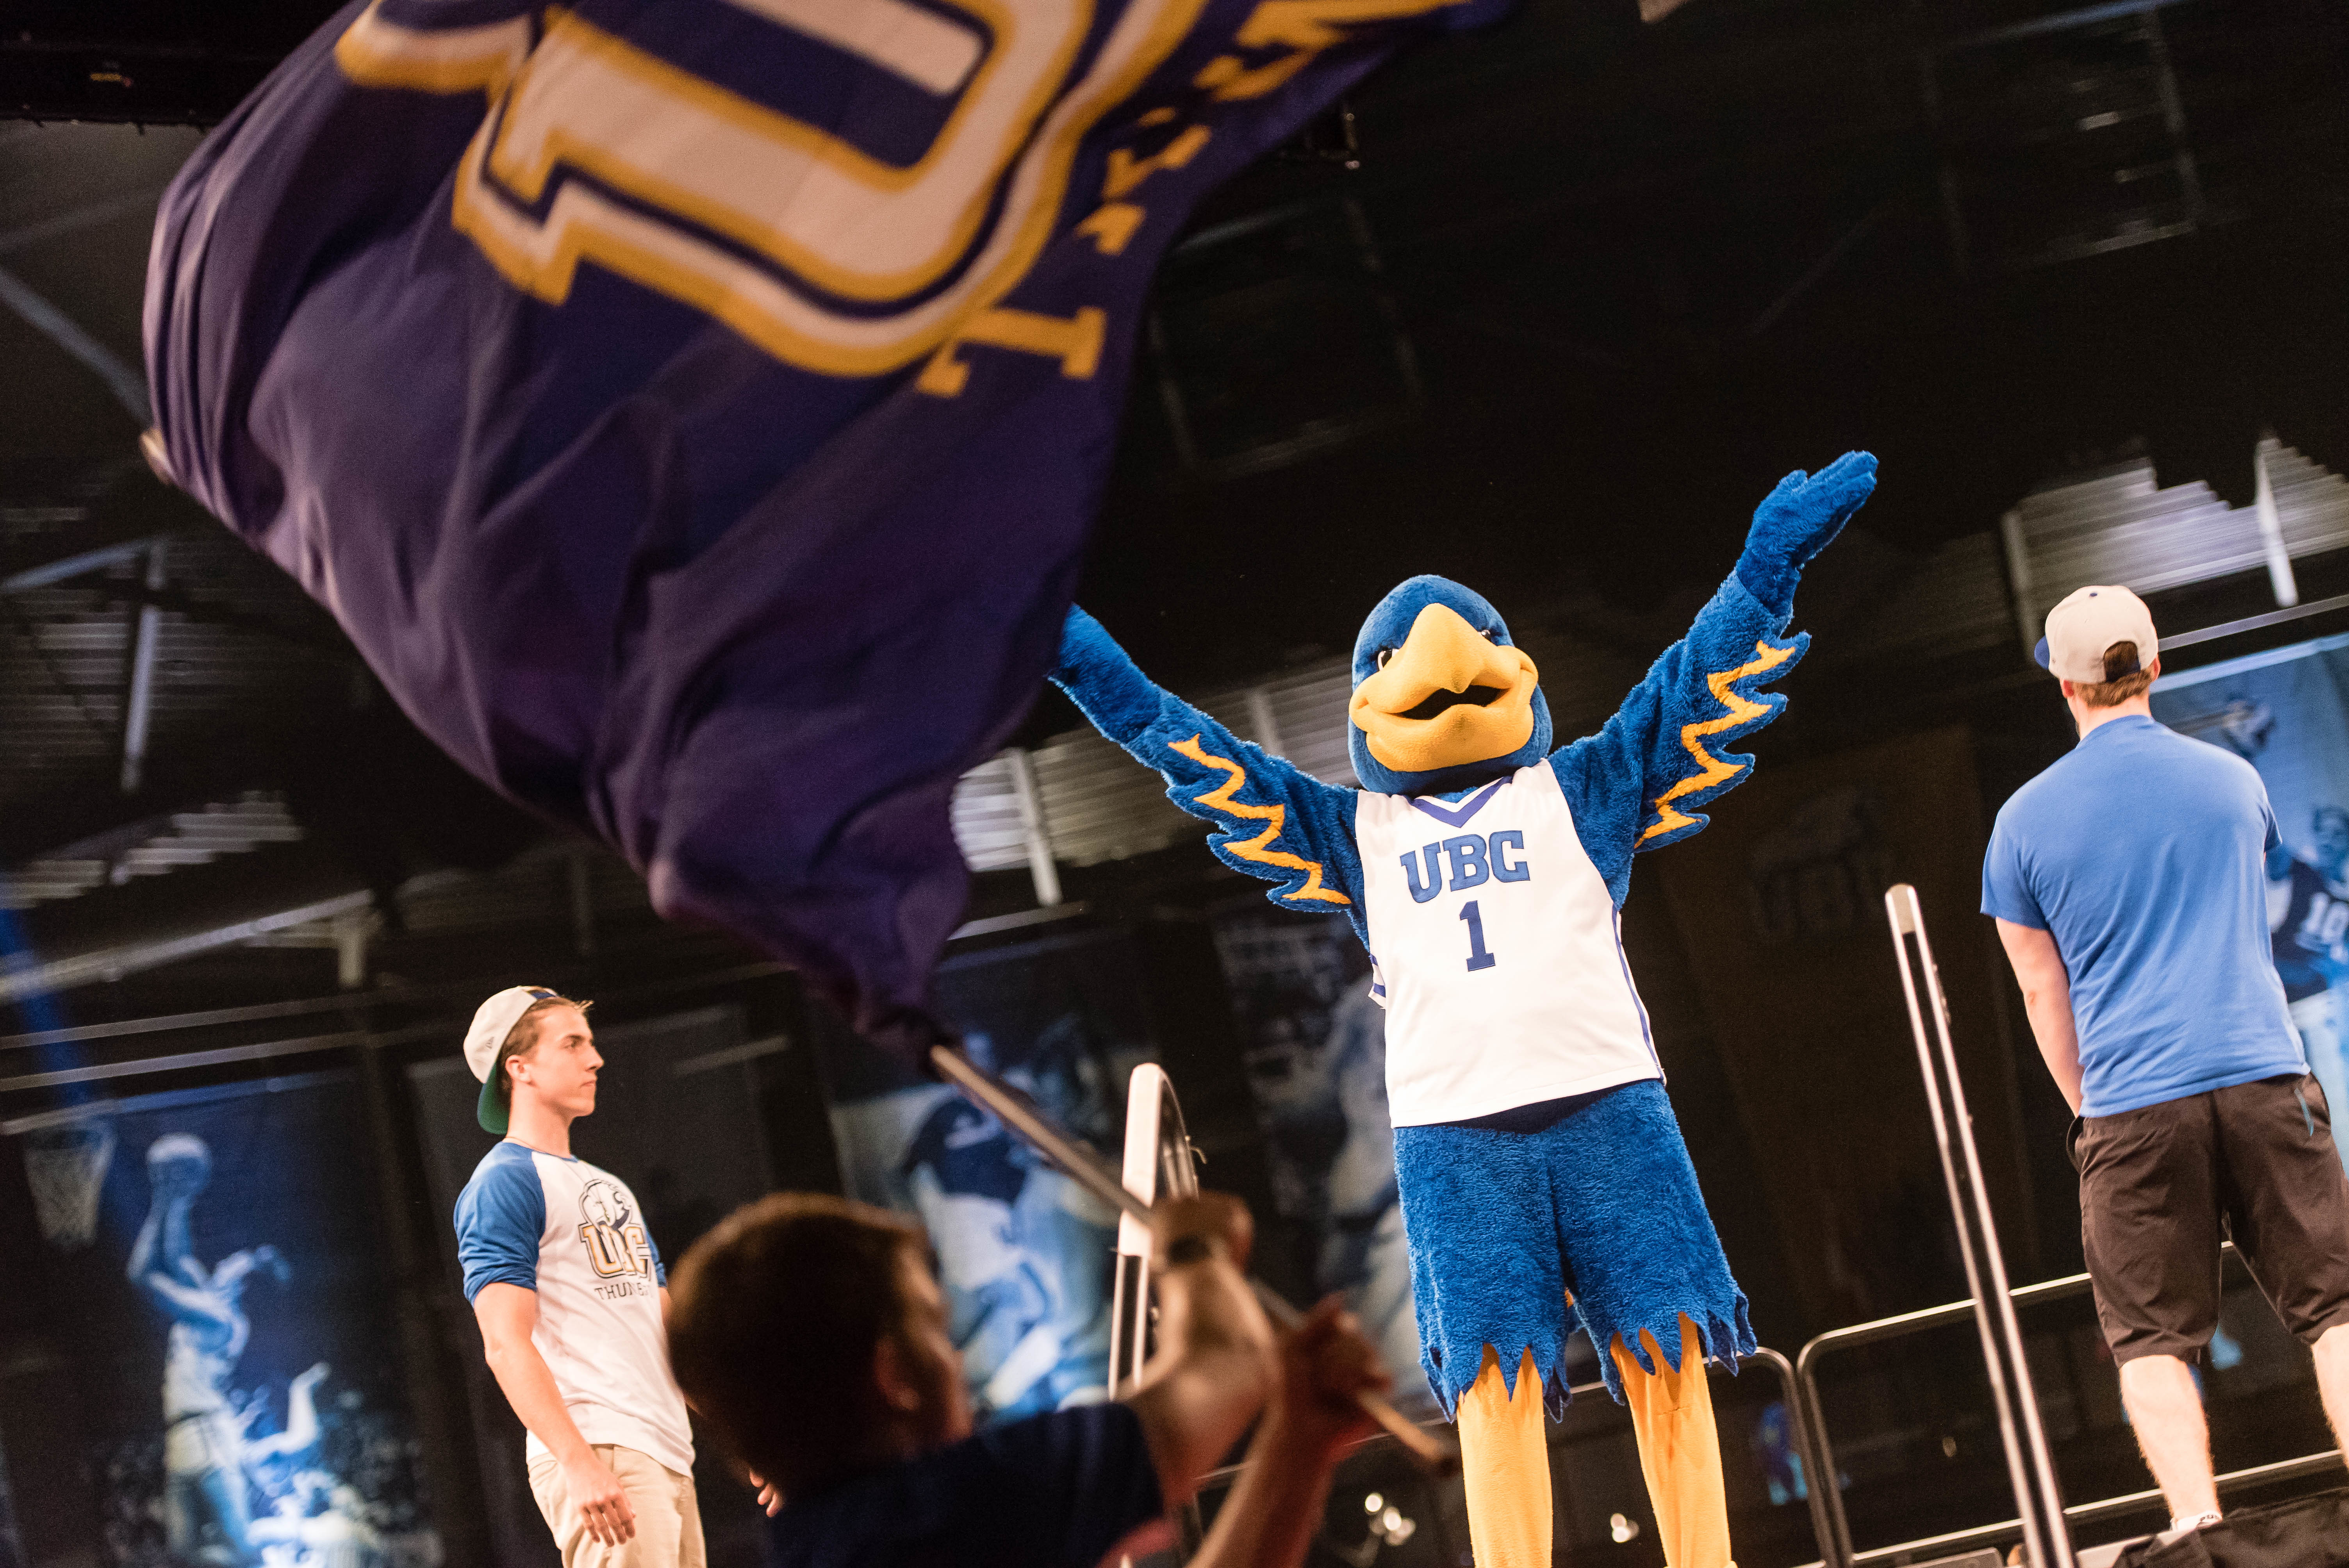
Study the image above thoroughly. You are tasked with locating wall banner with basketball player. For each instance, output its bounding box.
[0,1072,443,1568]
[812,930,1159,1423]
[2153,631,2349,1172]
[1206,906,1434,1415]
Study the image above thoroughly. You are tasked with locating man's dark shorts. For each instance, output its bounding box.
[2078,1073,2349,1365]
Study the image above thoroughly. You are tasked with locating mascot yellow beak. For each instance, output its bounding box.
[1349,604,1540,775]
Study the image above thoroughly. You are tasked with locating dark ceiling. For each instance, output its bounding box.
[2,0,2345,1020]
[1078,0,2349,685]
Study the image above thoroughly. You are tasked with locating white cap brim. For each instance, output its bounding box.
[464,986,561,1133]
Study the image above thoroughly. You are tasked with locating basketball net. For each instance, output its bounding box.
[25,1124,115,1250]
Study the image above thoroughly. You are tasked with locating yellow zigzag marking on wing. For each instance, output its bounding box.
[1637,640,1798,844]
[1168,735,1352,905]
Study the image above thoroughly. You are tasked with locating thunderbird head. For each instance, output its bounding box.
[1348,576,1550,797]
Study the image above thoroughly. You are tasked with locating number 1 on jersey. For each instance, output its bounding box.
[1460,901,1498,972]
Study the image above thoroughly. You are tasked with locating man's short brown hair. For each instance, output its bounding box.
[2075,640,2155,708]
[666,1193,925,1496]
[492,995,589,1110]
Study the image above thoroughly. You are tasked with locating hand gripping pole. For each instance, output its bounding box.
[1883,885,2075,1567]
[929,1044,1458,1474]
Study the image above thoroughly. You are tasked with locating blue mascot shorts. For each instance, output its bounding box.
[1394,1078,1755,1420]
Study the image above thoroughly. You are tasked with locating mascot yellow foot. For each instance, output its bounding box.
[1614,1317,1734,1568]
[1457,1348,1552,1568]
[1455,1318,1734,1568]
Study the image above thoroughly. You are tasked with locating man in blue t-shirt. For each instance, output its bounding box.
[1984,585,2349,1541]
[665,1187,1389,1568]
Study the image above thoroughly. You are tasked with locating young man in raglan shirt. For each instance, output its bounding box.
[453,986,703,1568]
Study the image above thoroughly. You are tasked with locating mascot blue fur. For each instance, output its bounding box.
[1050,451,1876,1568]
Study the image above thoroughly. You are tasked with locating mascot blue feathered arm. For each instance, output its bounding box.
[1045,450,1876,937]
[1049,610,1368,935]
[1550,450,1878,903]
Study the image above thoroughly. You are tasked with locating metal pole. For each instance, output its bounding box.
[2252,435,2299,610]
[1884,884,2074,1567]
[1109,1064,1207,1562]
[1999,508,2036,659]
[928,1043,1459,1474]
[1110,1064,1195,1396]
[120,540,166,794]
[1741,1344,1841,1568]
[1004,748,1062,908]
[1794,1334,1858,1568]
[0,262,152,423]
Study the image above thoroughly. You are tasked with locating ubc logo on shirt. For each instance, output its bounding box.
[1400,831,1530,903]
[577,1179,654,1299]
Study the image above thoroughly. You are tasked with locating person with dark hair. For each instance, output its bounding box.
[667,1189,1389,1568]
[453,986,701,1567]
[1985,585,2349,1543]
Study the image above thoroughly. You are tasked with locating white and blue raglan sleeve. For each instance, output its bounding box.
[455,1147,546,1303]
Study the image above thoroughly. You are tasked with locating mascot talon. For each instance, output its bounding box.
[1051,453,1876,1568]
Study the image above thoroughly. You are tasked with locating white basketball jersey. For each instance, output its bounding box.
[1355,763,1660,1127]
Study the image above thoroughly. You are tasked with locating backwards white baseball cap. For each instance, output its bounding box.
[464,985,568,1134]
[2036,584,2158,685]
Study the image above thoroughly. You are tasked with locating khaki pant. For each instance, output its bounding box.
[527,1445,706,1568]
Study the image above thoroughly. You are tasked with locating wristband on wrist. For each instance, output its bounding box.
[1161,1234,1224,1268]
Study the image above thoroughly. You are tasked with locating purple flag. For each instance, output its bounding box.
[145,0,1504,1048]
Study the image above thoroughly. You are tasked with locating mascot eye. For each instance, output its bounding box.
[1481,629,1498,642]
[1375,648,1395,670]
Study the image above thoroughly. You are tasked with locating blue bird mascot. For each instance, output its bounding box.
[1050,452,1877,1568]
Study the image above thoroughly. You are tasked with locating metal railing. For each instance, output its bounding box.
[1129,1054,1839,1560]
[1189,1265,2343,1568]
[1778,879,2346,1566]
[1886,883,2076,1566]
[1193,1343,1837,1566]
[1787,1246,2345,1568]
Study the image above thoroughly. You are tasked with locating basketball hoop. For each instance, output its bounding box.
[25,1123,115,1250]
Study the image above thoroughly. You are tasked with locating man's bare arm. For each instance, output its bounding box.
[1997,918,2083,1113]
[1184,1295,1389,1568]
[473,1283,637,1546]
